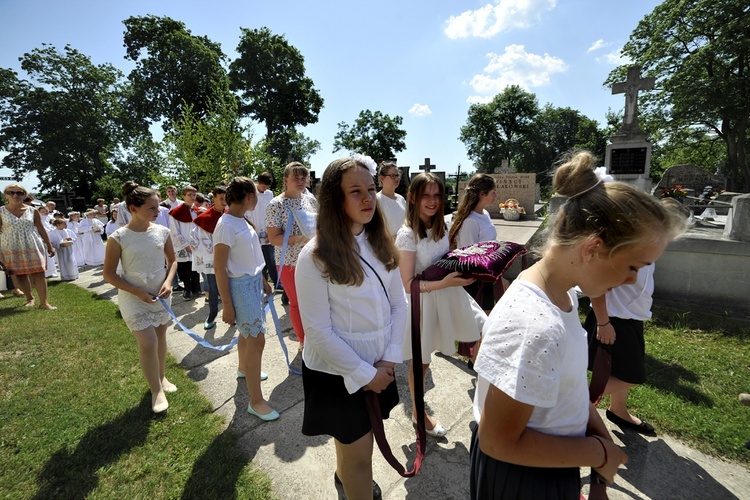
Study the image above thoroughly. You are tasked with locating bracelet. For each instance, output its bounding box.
[591,435,608,469]
[597,321,611,328]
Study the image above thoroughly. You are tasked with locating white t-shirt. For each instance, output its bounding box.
[116,201,132,228]
[213,213,265,278]
[376,192,407,237]
[296,231,408,393]
[167,198,183,210]
[245,189,274,244]
[155,206,171,228]
[602,263,655,321]
[456,209,496,248]
[473,279,590,437]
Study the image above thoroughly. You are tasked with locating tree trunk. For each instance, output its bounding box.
[722,117,749,192]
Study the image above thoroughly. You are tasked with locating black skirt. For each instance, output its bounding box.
[585,311,646,385]
[301,361,399,445]
[470,425,581,500]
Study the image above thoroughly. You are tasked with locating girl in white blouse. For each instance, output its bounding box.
[296,157,407,500]
[470,151,687,498]
[448,173,499,313]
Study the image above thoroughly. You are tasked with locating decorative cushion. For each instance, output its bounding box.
[421,241,527,283]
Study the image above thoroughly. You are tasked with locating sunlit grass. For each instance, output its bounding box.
[0,281,273,499]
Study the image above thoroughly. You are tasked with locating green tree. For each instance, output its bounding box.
[459,85,539,173]
[0,44,126,200]
[162,97,262,191]
[516,105,607,184]
[123,15,232,132]
[607,0,750,191]
[332,109,407,163]
[266,129,320,166]
[229,27,323,162]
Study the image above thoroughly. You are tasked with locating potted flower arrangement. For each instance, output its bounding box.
[499,199,525,221]
[659,185,687,200]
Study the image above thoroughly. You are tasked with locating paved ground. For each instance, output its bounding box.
[68,219,749,500]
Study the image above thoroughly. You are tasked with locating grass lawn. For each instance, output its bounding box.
[579,298,750,464]
[0,281,273,499]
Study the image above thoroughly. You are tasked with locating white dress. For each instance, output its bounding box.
[42,220,58,277]
[376,192,407,237]
[68,220,86,266]
[79,218,106,266]
[48,228,78,280]
[396,226,486,362]
[109,225,172,331]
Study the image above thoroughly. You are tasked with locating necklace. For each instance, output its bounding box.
[538,263,569,311]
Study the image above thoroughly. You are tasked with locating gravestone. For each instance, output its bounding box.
[723,194,750,242]
[656,164,726,194]
[605,65,654,193]
[409,157,446,189]
[458,173,536,219]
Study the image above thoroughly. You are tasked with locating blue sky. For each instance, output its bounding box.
[0,0,663,193]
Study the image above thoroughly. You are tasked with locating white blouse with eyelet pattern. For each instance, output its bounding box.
[473,279,589,437]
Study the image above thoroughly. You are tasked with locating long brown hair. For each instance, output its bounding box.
[313,158,399,286]
[405,173,446,242]
[448,173,496,249]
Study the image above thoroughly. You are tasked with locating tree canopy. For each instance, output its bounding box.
[459,86,539,172]
[229,27,323,163]
[332,109,407,164]
[123,15,233,132]
[516,105,607,185]
[0,44,127,200]
[607,0,750,191]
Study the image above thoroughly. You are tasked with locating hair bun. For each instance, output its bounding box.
[121,181,139,197]
[553,151,599,198]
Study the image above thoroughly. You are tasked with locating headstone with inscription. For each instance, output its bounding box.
[458,173,536,219]
[605,65,655,193]
[655,164,726,194]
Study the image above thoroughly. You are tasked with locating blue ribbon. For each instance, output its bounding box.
[265,294,302,375]
[158,297,239,352]
[158,215,302,374]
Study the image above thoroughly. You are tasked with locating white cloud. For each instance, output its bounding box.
[586,39,609,53]
[466,95,495,105]
[444,0,557,39]
[467,44,567,101]
[595,48,631,65]
[408,103,432,116]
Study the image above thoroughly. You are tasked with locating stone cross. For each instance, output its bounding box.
[419,158,436,173]
[612,65,655,134]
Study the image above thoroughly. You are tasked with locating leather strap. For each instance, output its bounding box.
[366,276,426,477]
[588,344,612,499]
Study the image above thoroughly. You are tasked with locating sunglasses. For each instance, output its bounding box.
[5,191,25,196]
[384,174,401,180]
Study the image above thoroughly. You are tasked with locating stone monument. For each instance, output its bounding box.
[457,173,536,219]
[605,65,655,193]
[410,157,446,187]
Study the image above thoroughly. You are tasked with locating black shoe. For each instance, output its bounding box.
[182,290,192,300]
[605,409,656,435]
[334,473,381,500]
[281,291,289,306]
[173,285,184,291]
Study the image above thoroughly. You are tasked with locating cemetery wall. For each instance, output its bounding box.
[653,237,750,316]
